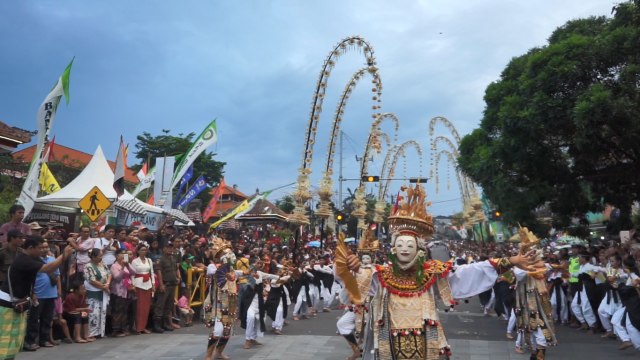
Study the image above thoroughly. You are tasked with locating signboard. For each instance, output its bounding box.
[79,186,112,222]
[115,208,163,231]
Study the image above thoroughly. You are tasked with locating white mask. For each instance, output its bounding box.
[394,234,418,270]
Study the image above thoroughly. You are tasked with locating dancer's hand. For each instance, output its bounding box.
[509,250,539,271]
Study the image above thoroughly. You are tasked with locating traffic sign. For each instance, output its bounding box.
[79,186,112,221]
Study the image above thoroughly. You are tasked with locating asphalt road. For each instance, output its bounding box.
[16,298,639,360]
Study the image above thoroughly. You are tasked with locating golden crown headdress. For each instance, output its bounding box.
[358,228,380,255]
[518,226,540,254]
[211,236,233,258]
[387,184,434,238]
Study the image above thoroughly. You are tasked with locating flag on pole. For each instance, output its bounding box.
[209,199,250,230]
[113,136,127,198]
[43,135,56,163]
[174,164,194,204]
[234,190,273,219]
[202,178,226,223]
[132,166,156,197]
[175,174,207,210]
[18,58,73,216]
[137,162,148,182]
[171,119,217,189]
[39,163,60,194]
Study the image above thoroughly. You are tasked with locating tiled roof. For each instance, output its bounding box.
[209,184,248,199]
[236,198,288,221]
[12,143,139,184]
[0,121,32,145]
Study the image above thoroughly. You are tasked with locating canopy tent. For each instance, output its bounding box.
[37,145,133,207]
[37,145,190,223]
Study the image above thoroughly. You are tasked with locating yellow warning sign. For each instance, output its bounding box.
[79,186,112,222]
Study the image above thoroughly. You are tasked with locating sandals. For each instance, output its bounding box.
[74,339,88,343]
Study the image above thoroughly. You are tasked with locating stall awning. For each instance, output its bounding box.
[114,199,147,216]
[164,208,190,224]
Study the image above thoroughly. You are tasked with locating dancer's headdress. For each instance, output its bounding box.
[387,184,434,241]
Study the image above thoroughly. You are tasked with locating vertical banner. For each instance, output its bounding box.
[202,178,225,223]
[171,119,218,189]
[132,166,156,197]
[18,59,74,216]
[154,156,175,210]
[174,164,194,205]
[176,174,207,210]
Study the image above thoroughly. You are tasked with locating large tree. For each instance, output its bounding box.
[132,129,226,209]
[458,1,640,229]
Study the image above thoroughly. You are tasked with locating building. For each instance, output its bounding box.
[12,142,139,184]
[0,120,32,154]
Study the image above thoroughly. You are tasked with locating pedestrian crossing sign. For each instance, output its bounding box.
[79,186,112,221]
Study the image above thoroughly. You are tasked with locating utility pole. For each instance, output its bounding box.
[338,130,343,209]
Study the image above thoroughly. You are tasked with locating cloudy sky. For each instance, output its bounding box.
[0,0,616,216]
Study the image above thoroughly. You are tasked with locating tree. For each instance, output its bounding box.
[275,195,295,214]
[458,1,640,231]
[132,130,226,210]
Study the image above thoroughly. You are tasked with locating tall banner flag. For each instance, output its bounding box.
[234,190,273,219]
[154,156,175,210]
[209,189,273,229]
[174,164,194,204]
[39,163,60,194]
[176,174,207,210]
[132,165,156,197]
[43,135,56,162]
[171,119,217,189]
[18,59,74,216]
[202,178,226,223]
[209,199,249,230]
[113,136,127,198]
[136,162,148,182]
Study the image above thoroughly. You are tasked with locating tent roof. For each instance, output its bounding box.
[37,145,133,208]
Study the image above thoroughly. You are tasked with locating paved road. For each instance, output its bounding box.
[17,298,639,360]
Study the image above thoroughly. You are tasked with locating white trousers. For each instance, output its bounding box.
[612,306,630,342]
[549,287,569,323]
[320,286,332,308]
[570,288,596,327]
[507,309,516,334]
[337,310,356,335]
[293,289,308,315]
[627,313,640,350]
[272,301,284,330]
[245,301,264,340]
[211,321,224,337]
[597,292,622,332]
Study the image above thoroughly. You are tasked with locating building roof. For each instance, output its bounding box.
[209,184,248,199]
[13,142,138,184]
[236,198,288,221]
[0,121,32,152]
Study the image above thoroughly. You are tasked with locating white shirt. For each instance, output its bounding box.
[130,257,154,290]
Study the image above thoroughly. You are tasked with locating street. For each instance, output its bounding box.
[16,297,638,360]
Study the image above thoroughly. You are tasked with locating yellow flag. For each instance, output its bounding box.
[209,199,249,229]
[39,163,61,194]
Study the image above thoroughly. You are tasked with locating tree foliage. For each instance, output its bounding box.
[458,1,640,229]
[132,130,226,210]
[275,195,295,214]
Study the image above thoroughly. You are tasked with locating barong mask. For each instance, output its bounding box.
[211,236,234,265]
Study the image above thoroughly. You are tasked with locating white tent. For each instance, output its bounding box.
[37,145,132,207]
[37,145,191,224]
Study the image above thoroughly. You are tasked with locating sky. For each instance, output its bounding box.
[0,0,617,216]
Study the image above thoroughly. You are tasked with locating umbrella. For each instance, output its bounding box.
[344,237,356,243]
[307,240,321,248]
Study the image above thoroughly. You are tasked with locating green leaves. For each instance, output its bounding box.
[459,1,640,229]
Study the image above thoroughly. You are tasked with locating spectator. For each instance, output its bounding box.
[94,224,117,267]
[24,240,60,349]
[69,225,95,275]
[148,239,162,263]
[84,248,111,338]
[0,235,72,357]
[0,204,31,247]
[153,241,180,333]
[0,230,25,287]
[177,294,194,327]
[131,243,155,334]
[63,283,93,343]
[110,248,132,337]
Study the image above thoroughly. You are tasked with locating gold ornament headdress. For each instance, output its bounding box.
[357,228,380,255]
[518,226,540,254]
[387,184,434,238]
[211,236,233,258]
